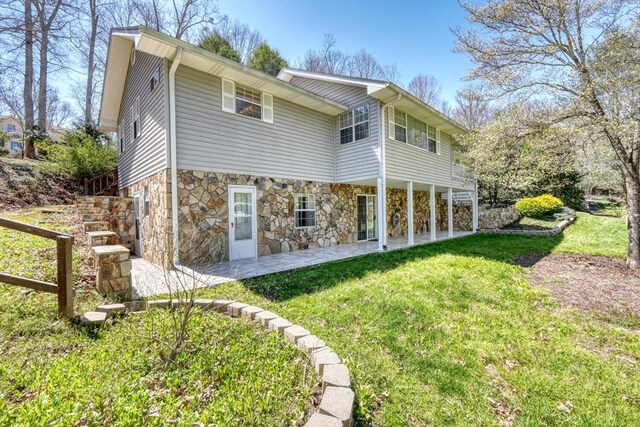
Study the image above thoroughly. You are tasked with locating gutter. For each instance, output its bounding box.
[169,46,184,267]
[378,93,402,251]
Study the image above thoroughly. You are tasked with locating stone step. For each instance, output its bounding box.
[82,213,104,222]
[83,221,110,232]
[87,230,118,247]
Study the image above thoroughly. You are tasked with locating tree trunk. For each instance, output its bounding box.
[37,29,48,131]
[84,0,98,123]
[23,0,36,159]
[624,169,640,270]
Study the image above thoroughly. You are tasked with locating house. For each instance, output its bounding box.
[98,26,477,268]
[0,116,24,152]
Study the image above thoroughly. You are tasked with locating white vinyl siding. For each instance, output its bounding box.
[117,51,167,189]
[287,77,379,182]
[175,66,335,182]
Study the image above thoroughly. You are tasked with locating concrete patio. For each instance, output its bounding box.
[131,230,474,298]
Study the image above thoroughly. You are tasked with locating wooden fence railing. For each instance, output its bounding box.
[84,169,118,196]
[0,217,74,318]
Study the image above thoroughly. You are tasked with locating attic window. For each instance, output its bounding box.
[150,68,159,92]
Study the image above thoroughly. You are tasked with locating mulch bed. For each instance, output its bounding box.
[515,253,640,318]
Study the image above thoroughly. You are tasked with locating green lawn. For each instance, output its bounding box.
[1,210,638,426]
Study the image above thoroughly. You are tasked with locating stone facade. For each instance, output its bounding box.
[478,206,519,230]
[175,170,474,266]
[121,169,173,267]
[76,196,135,246]
[92,245,132,300]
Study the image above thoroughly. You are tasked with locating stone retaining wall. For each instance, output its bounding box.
[85,298,355,426]
[76,196,135,246]
[482,217,575,236]
[478,206,519,230]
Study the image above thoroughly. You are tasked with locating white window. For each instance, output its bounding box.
[144,186,150,216]
[130,96,141,141]
[150,68,159,92]
[339,104,369,145]
[295,194,316,228]
[5,124,16,132]
[427,125,437,154]
[390,108,407,143]
[221,79,273,123]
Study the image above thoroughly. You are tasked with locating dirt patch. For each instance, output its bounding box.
[515,253,640,318]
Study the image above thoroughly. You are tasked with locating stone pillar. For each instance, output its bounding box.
[472,183,479,232]
[92,245,132,300]
[377,177,386,251]
[407,181,414,245]
[430,184,437,241]
[447,187,454,237]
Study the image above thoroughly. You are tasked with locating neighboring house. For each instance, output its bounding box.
[0,116,24,151]
[99,26,477,267]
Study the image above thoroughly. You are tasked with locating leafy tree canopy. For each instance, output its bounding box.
[199,32,241,62]
[248,43,288,76]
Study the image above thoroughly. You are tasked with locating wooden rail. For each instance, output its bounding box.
[84,169,118,196]
[0,217,74,318]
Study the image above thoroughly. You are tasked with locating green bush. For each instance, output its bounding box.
[0,147,9,157]
[516,194,564,218]
[46,127,117,182]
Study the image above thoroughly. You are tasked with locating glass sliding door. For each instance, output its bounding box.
[357,195,377,241]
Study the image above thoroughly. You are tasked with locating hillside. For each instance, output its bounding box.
[0,158,81,211]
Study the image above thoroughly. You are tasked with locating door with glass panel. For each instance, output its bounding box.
[357,195,377,241]
[228,186,257,260]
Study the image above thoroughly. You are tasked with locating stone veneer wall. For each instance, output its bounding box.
[120,169,173,267]
[478,206,519,230]
[76,196,135,246]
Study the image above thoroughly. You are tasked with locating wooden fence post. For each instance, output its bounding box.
[57,235,74,318]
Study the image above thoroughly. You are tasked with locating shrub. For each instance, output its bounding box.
[0,147,9,157]
[46,128,117,182]
[553,206,576,221]
[516,194,564,218]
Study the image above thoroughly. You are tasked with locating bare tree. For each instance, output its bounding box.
[381,63,401,84]
[452,87,492,131]
[83,0,98,123]
[300,34,350,75]
[24,0,35,157]
[349,49,383,79]
[46,87,72,128]
[407,74,443,106]
[454,0,640,268]
[213,17,264,64]
[131,0,220,41]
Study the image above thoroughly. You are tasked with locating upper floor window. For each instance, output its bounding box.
[150,68,159,92]
[5,124,16,132]
[427,126,438,153]
[295,194,316,228]
[388,107,407,143]
[221,78,274,124]
[118,123,124,153]
[339,104,369,145]
[130,96,141,141]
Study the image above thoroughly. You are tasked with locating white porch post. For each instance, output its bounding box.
[472,182,479,232]
[377,177,386,251]
[447,187,454,237]
[407,181,414,245]
[430,184,437,241]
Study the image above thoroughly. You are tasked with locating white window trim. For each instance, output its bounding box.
[150,67,160,92]
[391,110,443,156]
[118,123,124,153]
[130,96,141,142]
[130,47,136,66]
[221,78,273,124]
[389,108,407,143]
[294,194,317,229]
[340,104,369,145]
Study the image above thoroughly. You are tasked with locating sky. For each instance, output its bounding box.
[218,0,473,105]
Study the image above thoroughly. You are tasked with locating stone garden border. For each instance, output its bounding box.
[481,217,575,236]
[81,299,355,427]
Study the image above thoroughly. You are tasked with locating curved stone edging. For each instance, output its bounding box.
[481,217,575,236]
[84,299,354,427]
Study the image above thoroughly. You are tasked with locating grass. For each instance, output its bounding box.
[0,207,317,426]
[588,200,627,218]
[1,208,639,426]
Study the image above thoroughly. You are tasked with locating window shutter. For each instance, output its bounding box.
[129,105,134,143]
[136,97,141,135]
[388,106,395,140]
[262,92,273,123]
[221,78,235,113]
[436,128,441,154]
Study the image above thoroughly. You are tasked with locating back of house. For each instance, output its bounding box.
[99,26,477,267]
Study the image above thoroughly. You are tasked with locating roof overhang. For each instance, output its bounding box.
[99,27,348,131]
[278,68,469,136]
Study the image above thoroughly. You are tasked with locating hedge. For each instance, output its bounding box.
[515,194,564,218]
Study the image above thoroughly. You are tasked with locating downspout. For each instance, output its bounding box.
[378,93,402,251]
[169,46,184,267]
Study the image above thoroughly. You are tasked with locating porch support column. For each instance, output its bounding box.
[377,177,387,251]
[472,182,479,232]
[447,187,454,237]
[430,184,437,241]
[407,181,414,245]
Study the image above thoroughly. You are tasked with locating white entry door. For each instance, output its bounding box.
[229,185,257,260]
[133,193,142,256]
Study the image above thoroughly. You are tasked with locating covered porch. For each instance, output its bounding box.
[132,229,474,298]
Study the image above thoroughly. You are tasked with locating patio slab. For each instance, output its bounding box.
[131,231,474,298]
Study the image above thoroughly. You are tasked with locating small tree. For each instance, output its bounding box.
[199,32,241,62]
[248,43,288,76]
